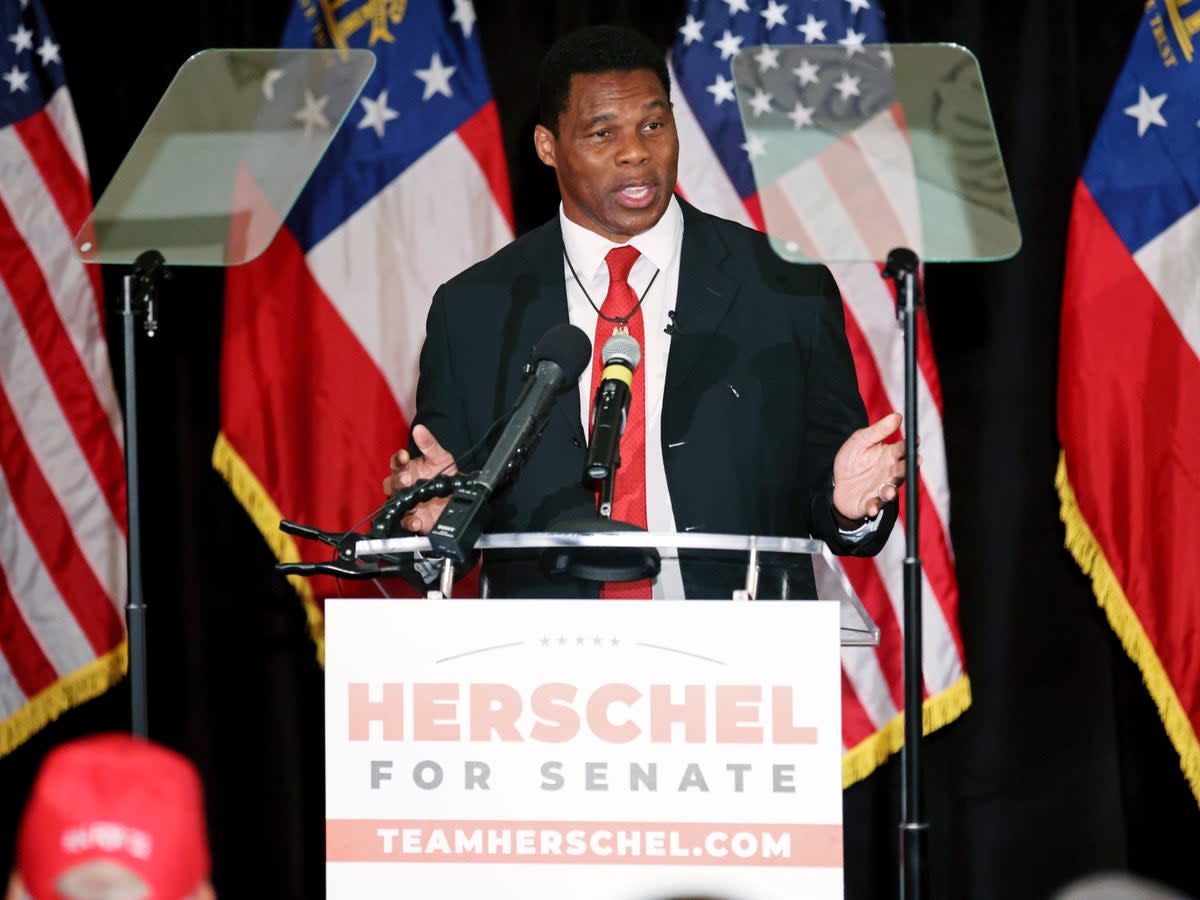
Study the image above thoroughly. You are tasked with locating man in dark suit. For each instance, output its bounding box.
[383,25,909,599]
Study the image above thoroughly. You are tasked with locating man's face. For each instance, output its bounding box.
[534,69,679,243]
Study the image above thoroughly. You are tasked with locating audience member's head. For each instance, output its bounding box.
[1052,872,1190,899]
[6,733,214,900]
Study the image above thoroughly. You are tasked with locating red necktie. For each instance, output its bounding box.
[589,245,651,599]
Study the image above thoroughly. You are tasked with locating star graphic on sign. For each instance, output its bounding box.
[558,635,568,646]
[1123,85,1167,137]
[593,636,604,646]
[755,45,780,72]
[742,133,767,159]
[748,88,774,116]
[610,636,620,647]
[760,0,789,29]
[834,71,861,100]
[415,52,456,100]
[723,0,751,14]
[450,0,476,37]
[797,14,827,43]
[706,73,736,105]
[358,89,399,138]
[3,65,30,93]
[9,24,34,53]
[839,28,867,56]
[261,68,283,101]
[787,100,815,128]
[678,14,705,46]
[845,0,871,12]
[713,29,744,61]
[293,89,330,134]
[540,636,551,647]
[36,37,60,66]
[793,58,820,86]
[878,46,894,67]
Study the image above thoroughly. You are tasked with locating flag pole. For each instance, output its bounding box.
[884,247,928,900]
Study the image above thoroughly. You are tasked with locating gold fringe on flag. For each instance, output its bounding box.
[1056,452,1200,806]
[212,432,325,666]
[0,644,128,758]
[841,675,973,788]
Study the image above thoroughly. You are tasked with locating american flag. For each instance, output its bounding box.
[670,0,969,784]
[215,0,512,658]
[0,0,127,755]
[1057,5,1200,804]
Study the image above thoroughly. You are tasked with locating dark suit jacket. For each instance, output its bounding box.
[410,197,897,598]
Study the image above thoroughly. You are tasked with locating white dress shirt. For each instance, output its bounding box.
[559,197,687,599]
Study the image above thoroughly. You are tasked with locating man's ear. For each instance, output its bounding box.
[533,124,557,169]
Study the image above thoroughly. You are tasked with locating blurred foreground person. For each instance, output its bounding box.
[1053,872,1191,899]
[6,733,214,900]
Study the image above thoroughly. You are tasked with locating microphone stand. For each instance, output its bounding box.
[596,455,617,521]
[119,249,171,739]
[883,247,927,900]
[542,436,660,583]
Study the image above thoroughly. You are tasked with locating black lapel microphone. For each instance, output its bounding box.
[664,309,684,335]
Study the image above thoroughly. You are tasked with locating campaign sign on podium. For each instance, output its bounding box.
[325,598,844,900]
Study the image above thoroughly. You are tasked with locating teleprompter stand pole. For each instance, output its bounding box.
[883,247,927,900]
[120,249,170,738]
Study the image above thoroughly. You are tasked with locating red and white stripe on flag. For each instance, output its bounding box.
[670,40,969,784]
[0,0,128,756]
[214,3,513,659]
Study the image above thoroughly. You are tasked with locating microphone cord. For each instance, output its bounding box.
[562,248,660,326]
[297,412,515,596]
[361,407,519,540]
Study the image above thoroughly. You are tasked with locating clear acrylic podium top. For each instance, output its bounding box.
[356,532,879,647]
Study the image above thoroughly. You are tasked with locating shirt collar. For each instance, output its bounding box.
[558,194,683,281]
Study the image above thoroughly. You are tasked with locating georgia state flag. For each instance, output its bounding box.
[1057,1,1200,801]
[215,0,513,652]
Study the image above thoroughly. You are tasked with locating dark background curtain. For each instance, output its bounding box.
[2,2,1198,898]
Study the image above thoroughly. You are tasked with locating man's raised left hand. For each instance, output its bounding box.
[831,412,917,524]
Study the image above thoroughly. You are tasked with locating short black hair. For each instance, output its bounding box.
[538,25,671,137]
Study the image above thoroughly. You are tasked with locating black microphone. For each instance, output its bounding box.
[584,333,641,482]
[664,310,683,335]
[427,323,592,563]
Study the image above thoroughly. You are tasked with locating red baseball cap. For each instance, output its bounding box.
[14,733,211,900]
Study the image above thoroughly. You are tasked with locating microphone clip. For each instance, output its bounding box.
[664,310,683,335]
[275,519,405,580]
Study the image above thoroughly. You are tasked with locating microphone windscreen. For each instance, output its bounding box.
[602,333,641,371]
[533,323,591,382]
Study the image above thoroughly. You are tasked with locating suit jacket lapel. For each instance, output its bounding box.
[501,217,585,447]
[662,199,739,440]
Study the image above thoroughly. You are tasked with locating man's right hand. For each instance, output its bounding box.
[382,424,457,534]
